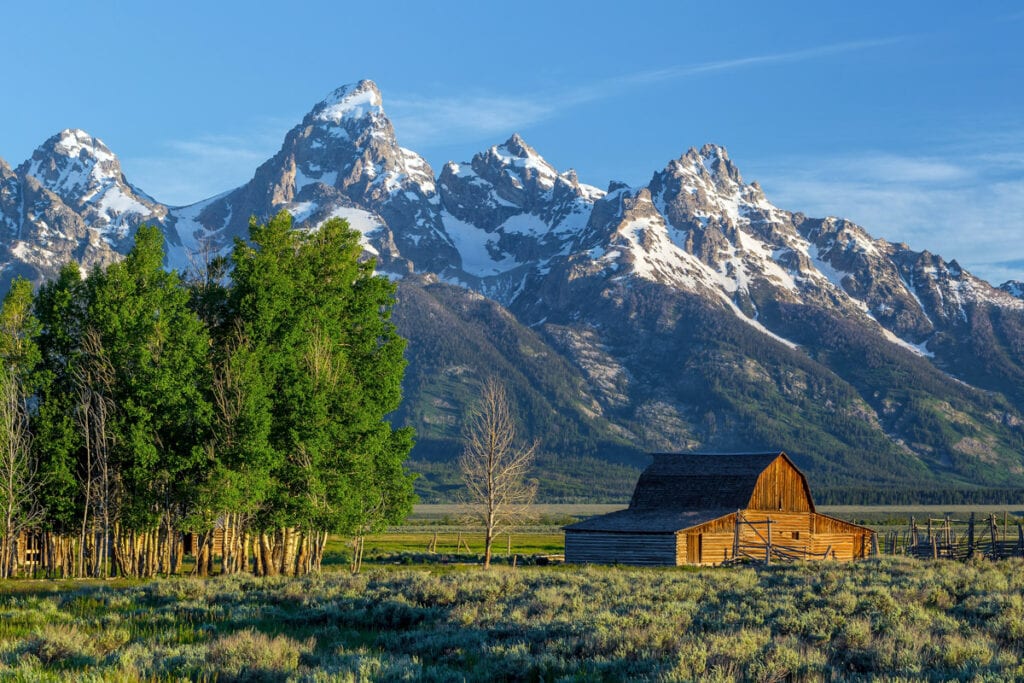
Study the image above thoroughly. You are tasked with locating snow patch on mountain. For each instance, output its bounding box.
[324,206,385,256]
[441,211,522,277]
[314,81,384,125]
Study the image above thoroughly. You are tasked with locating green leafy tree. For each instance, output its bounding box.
[227,211,415,574]
[32,263,88,575]
[83,225,213,576]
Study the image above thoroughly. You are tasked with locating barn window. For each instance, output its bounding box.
[792,531,801,540]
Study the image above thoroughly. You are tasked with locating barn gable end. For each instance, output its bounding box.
[747,453,814,512]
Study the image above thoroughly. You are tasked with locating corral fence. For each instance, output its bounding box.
[877,512,1024,560]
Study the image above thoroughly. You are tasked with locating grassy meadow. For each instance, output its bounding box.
[5,505,1024,680]
[4,558,1024,680]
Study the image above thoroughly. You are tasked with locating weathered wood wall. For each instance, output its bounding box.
[683,511,870,565]
[565,532,678,566]
[748,457,813,512]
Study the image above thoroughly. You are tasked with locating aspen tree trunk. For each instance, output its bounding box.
[221,516,234,575]
[483,530,494,569]
[251,532,262,576]
[259,534,277,577]
[0,535,9,579]
[313,530,327,573]
[195,532,209,577]
[295,532,309,576]
[244,531,254,575]
[282,527,302,576]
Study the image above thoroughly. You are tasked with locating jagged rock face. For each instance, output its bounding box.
[1,166,126,284]
[0,130,166,287]
[796,217,935,340]
[18,129,165,252]
[170,80,456,275]
[1002,281,1024,299]
[0,159,21,245]
[435,134,603,301]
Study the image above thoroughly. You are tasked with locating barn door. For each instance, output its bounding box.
[687,533,701,565]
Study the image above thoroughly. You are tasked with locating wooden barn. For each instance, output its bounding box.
[565,451,874,566]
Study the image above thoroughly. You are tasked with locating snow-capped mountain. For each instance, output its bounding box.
[3,79,1024,499]
[437,133,604,301]
[164,80,455,275]
[1002,281,1024,299]
[1,129,166,284]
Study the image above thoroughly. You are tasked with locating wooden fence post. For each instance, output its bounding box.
[732,510,741,561]
[968,512,976,559]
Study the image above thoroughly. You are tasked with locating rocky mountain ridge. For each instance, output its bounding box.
[3,79,1023,500]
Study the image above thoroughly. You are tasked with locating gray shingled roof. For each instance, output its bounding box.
[565,507,734,533]
[566,452,792,534]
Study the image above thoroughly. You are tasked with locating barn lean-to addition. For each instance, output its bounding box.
[564,452,874,566]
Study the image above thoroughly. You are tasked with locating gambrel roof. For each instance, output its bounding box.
[566,452,813,533]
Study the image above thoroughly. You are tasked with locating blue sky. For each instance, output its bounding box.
[3,1,1023,284]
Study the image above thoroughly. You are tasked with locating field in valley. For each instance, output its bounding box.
[4,504,1024,681]
[3,558,1024,681]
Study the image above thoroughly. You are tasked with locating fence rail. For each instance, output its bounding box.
[878,513,1024,560]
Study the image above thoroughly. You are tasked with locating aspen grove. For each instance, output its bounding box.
[0,212,415,578]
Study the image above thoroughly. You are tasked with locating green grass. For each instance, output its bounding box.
[323,532,564,572]
[3,558,1024,680]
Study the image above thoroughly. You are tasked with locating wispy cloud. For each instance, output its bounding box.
[745,134,1024,285]
[388,95,555,148]
[121,124,289,206]
[599,37,905,86]
[389,38,905,147]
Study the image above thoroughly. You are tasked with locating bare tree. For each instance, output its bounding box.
[458,379,537,569]
[0,367,39,578]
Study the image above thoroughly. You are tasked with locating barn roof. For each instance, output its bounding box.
[565,507,734,533]
[566,451,808,533]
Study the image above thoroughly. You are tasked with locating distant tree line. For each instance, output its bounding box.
[0,212,415,578]
[814,487,1024,507]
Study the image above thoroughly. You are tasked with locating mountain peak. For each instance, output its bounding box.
[312,79,384,125]
[34,128,118,167]
[668,143,743,185]
[19,128,126,207]
[502,133,535,157]
[487,134,558,187]
[1000,280,1024,299]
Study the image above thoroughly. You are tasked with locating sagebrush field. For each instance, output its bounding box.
[2,557,1024,681]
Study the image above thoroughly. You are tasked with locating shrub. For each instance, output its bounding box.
[204,628,310,681]
[21,624,97,667]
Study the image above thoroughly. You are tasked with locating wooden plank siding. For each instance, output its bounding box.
[748,456,813,512]
[683,511,871,565]
[565,532,679,566]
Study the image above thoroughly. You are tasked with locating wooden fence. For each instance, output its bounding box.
[729,512,835,565]
[877,513,1024,560]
